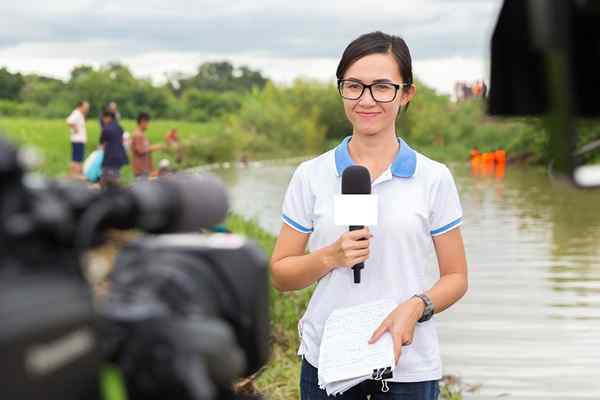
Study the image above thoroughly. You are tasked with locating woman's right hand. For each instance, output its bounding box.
[328,227,372,268]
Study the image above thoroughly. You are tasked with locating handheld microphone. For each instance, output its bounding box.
[341,165,371,284]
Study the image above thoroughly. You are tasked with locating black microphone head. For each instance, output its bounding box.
[341,165,371,194]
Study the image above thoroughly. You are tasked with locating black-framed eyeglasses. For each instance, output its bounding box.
[337,79,411,103]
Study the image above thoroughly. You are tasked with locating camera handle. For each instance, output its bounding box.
[162,318,247,400]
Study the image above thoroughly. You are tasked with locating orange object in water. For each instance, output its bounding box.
[480,152,495,176]
[495,149,506,165]
[481,152,494,164]
[495,162,506,180]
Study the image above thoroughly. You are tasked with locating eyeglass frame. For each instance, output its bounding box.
[337,79,412,103]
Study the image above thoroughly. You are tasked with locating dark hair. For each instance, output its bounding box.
[336,31,413,83]
[102,110,115,119]
[137,112,151,124]
[76,100,87,108]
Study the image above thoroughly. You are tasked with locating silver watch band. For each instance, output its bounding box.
[413,294,434,323]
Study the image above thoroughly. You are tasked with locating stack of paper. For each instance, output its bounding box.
[317,299,397,396]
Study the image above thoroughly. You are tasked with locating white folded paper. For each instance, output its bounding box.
[317,299,397,395]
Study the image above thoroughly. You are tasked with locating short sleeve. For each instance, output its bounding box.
[66,111,77,124]
[429,166,463,236]
[281,163,314,234]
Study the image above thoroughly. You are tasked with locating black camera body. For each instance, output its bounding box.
[101,233,270,400]
[0,272,101,400]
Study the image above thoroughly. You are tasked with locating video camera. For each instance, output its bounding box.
[0,136,270,400]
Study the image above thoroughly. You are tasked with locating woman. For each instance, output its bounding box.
[271,32,468,400]
[99,110,129,187]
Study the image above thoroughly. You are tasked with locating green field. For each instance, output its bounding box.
[0,117,223,179]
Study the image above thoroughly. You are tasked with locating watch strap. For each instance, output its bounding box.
[413,294,434,323]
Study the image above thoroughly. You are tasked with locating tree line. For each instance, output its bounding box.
[2,61,593,167]
[0,61,268,121]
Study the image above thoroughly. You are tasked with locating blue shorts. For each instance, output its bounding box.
[71,142,85,162]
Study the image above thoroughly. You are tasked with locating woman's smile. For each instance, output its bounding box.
[355,110,382,119]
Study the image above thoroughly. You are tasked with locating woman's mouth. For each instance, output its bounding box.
[355,111,381,118]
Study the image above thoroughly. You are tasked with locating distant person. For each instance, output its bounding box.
[99,111,128,187]
[462,82,472,100]
[495,148,506,181]
[66,100,90,178]
[481,80,488,98]
[99,101,121,129]
[472,81,483,97]
[165,128,183,164]
[131,112,162,179]
[494,147,506,165]
[481,151,496,177]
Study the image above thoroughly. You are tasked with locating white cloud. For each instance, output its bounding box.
[0,0,503,93]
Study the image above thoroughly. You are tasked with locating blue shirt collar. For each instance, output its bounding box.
[334,135,417,178]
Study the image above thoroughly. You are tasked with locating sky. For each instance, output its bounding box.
[0,0,503,95]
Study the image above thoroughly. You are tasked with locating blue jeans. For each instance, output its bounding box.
[300,359,439,400]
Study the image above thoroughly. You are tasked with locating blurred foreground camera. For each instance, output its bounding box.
[489,0,600,187]
[0,136,270,400]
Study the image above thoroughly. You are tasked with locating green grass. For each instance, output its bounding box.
[0,117,223,179]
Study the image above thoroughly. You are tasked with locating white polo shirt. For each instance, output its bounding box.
[281,136,463,383]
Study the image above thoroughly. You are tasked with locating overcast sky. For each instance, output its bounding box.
[0,0,503,94]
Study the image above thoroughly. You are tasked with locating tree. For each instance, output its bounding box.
[0,67,25,100]
[20,75,68,107]
[172,62,269,95]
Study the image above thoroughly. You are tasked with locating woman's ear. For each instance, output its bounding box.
[400,84,416,111]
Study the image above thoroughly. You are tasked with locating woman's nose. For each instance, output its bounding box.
[358,89,377,106]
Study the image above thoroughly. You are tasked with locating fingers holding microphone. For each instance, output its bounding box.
[332,227,373,268]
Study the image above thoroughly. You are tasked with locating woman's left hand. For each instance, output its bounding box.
[369,297,425,364]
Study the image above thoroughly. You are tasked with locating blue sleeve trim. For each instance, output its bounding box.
[431,217,463,236]
[282,214,313,233]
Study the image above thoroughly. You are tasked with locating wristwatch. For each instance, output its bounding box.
[412,294,434,323]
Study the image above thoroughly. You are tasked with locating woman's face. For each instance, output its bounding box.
[341,52,415,137]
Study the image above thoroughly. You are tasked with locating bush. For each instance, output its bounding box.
[0,100,42,117]
[225,83,326,159]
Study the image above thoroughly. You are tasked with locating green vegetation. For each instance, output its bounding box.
[1,61,598,171]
